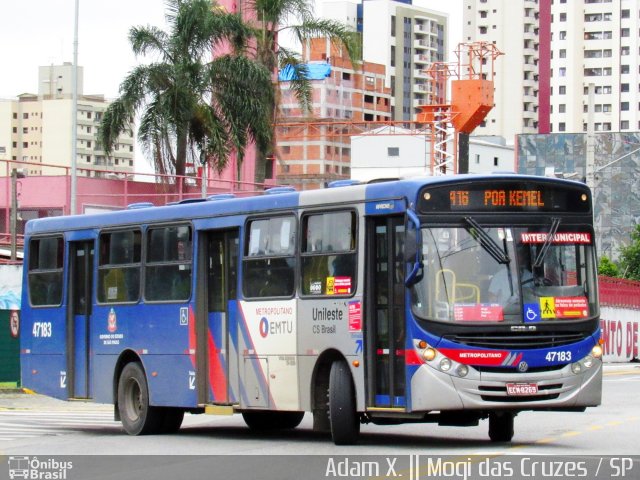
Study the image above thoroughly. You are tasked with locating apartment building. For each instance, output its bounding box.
[464,0,640,140]
[463,0,541,142]
[0,63,134,178]
[276,38,392,189]
[362,0,448,121]
[550,0,640,134]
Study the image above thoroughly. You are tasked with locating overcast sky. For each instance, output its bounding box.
[0,0,462,99]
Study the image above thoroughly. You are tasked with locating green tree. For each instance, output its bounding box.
[619,224,640,280]
[248,0,361,183]
[598,255,619,277]
[100,0,274,180]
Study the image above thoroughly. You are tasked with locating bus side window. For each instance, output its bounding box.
[301,210,357,296]
[144,225,192,302]
[97,229,141,304]
[28,237,64,307]
[243,216,296,299]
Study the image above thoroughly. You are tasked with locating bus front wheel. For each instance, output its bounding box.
[328,360,360,445]
[488,412,515,442]
[117,362,161,435]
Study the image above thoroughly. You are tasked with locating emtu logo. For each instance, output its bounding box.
[259,317,269,338]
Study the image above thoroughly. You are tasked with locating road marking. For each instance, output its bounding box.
[0,408,119,444]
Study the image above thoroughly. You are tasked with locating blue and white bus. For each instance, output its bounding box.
[20,174,602,444]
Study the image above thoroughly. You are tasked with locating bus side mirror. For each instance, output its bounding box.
[405,209,423,287]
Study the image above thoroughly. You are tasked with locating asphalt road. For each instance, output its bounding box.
[0,364,637,458]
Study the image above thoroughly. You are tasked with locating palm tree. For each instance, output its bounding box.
[247,0,362,183]
[100,0,274,181]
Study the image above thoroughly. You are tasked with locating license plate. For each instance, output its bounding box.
[506,383,538,396]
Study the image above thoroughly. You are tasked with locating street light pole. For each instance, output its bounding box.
[70,0,79,215]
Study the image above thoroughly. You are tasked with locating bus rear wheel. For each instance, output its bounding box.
[117,362,161,435]
[242,411,305,430]
[488,412,515,442]
[328,360,360,445]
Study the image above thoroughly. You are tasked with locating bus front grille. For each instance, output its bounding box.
[443,331,590,350]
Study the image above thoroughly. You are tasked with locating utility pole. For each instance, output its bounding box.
[10,168,18,261]
[70,0,80,215]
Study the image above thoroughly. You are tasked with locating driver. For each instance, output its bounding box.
[488,247,533,304]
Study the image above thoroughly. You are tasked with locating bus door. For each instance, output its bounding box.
[366,216,406,408]
[197,229,239,405]
[67,240,94,399]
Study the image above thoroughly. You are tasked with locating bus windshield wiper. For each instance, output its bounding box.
[534,217,561,268]
[464,217,510,264]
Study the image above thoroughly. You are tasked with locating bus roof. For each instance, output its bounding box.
[24,174,588,236]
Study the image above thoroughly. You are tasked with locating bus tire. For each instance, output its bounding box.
[488,412,514,442]
[117,362,161,435]
[328,360,360,445]
[242,411,305,430]
[158,407,184,434]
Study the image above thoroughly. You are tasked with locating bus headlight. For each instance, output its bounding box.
[456,364,469,377]
[439,358,452,372]
[422,347,437,362]
[591,345,603,359]
[582,355,594,369]
[571,362,582,374]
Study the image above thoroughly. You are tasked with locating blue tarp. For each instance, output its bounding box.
[278,62,332,82]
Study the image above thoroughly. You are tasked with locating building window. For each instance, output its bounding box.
[475,154,480,164]
[559,49,566,58]
[282,145,291,154]
[559,104,566,113]
[559,122,566,132]
[621,83,630,92]
[621,46,630,56]
[23,113,28,119]
[621,65,630,74]
[388,147,399,157]
[621,9,630,18]
[559,31,566,40]
[621,120,630,130]
[621,28,630,37]
[493,157,499,167]
[559,86,566,95]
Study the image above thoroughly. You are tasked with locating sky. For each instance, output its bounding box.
[0,0,462,171]
[0,0,462,99]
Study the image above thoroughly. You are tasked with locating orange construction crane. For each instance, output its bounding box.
[416,41,503,175]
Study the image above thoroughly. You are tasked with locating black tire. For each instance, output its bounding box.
[242,411,305,430]
[488,412,515,442]
[328,360,360,445]
[117,362,161,435]
[158,407,185,434]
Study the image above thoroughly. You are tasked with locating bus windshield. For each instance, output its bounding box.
[411,225,598,324]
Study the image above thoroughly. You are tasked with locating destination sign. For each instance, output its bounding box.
[419,181,591,214]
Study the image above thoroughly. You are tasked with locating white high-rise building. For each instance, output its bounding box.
[462,0,541,143]
[363,0,447,121]
[463,0,640,140]
[321,0,448,122]
[0,63,134,177]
